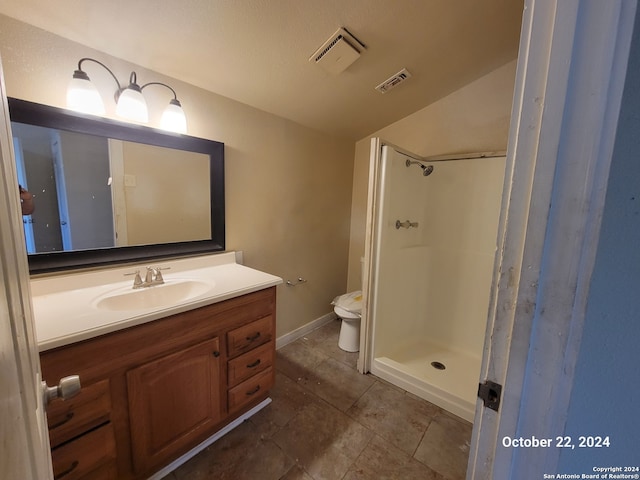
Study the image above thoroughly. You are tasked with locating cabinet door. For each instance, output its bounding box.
[127,338,222,475]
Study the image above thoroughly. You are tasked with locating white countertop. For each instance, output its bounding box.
[31,252,282,352]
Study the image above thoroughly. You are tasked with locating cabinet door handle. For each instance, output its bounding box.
[246,359,261,368]
[49,412,74,429]
[245,385,261,396]
[212,350,220,357]
[55,460,79,479]
[245,332,261,342]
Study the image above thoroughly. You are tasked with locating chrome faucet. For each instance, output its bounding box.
[144,266,166,287]
[126,266,168,289]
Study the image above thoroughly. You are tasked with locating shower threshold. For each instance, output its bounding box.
[371,342,481,422]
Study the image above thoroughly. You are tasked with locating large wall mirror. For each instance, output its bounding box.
[9,98,225,274]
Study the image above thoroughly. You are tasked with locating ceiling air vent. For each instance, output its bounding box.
[375,68,412,93]
[309,28,365,75]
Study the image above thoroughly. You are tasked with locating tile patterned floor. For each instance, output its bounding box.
[162,320,472,480]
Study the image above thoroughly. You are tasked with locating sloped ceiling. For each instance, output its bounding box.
[0,0,523,140]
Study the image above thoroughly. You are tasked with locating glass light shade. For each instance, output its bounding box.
[115,87,148,123]
[160,99,187,134]
[66,75,105,115]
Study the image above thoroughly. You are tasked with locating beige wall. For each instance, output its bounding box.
[346,60,517,290]
[121,142,211,246]
[0,15,355,337]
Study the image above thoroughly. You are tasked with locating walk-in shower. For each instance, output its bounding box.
[363,143,505,421]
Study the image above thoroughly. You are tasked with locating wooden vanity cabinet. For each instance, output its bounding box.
[40,287,276,480]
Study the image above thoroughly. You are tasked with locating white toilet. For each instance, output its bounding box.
[333,256,364,352]
[333,291,362,352]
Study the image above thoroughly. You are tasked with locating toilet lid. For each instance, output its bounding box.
[333,290,362,314]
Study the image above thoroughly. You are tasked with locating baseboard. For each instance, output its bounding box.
[275,312,337,350]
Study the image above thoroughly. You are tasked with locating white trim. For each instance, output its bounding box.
[358,137,382,374]
[275,312,336,350]
[468,0,637,477]
[147,398,271,480]
[0,55,53,479]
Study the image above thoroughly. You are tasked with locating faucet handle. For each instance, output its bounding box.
[125,270,143,288]
[153,266,170,284]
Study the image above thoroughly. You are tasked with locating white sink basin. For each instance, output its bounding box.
[94,279,214,311]
[31,252,283,351]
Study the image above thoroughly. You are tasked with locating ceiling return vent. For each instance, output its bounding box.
[375,68,412,93]
[309,27,365,75]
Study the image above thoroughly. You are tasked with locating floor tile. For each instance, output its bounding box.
[171,421,293,480]
[347,380,439,455]
[311,331,359,369]
[342,434,445,480]
[301,320,359,369]
[300,320,341,347]
[249,371,318,438]
[279,465,315,480]
[272,401,373,480]
[296,356,375,411]
[414,413,473,480]
[276,340,329,382]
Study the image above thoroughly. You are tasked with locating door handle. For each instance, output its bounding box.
[42,375,81,408]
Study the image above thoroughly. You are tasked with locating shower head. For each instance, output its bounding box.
[420,164,434,176]
[405,159,434,176]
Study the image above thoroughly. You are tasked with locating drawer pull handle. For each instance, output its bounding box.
[246,359,261,368]
[49,412,74,429]
[55,460,79,479]
[246,385,261,396]
[213,350,220,357]
[246,332,261,342]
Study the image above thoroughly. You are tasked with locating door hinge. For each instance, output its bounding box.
[478,380,502,412]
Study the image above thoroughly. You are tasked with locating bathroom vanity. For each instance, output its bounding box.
[33,253,281,480]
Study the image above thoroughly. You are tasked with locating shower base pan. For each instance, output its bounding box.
[371,340,481,422]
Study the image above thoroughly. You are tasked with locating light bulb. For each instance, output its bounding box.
[66,70,105,115]
[160,99,187,134]
[116,86,148,123]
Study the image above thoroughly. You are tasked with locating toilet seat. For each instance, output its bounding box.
[334,305,360,320]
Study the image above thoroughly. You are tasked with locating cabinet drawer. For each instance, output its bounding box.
[227,342,274,387]
[227,315,273,358]
[51,423,116,480]
[228,367,274,412]
[48,379,111,448]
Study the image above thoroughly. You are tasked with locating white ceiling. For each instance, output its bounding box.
[0,0,523,140]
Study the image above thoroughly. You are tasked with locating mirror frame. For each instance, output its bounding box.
[9,97,225,274]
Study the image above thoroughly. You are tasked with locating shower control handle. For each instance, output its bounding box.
[395,220,419,229]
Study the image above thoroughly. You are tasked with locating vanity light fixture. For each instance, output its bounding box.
[66,57,187,134]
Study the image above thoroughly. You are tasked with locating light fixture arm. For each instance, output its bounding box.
[141,82,181,103]
[75,57,123,101]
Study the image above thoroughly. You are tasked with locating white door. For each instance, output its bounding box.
[0,55,54,479]
[468,0,637,477]
[12,136,36,253]
[50,130,73,250]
